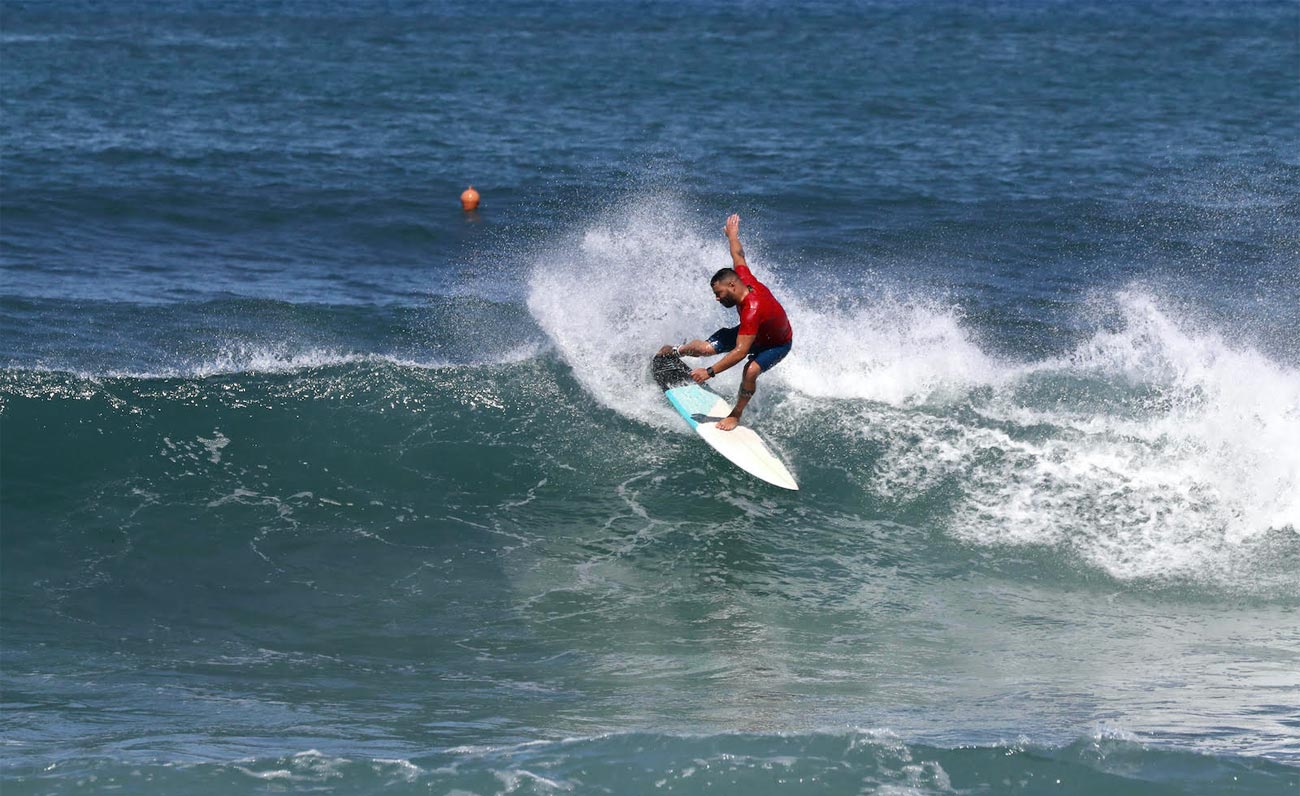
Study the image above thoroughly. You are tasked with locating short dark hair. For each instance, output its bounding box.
[710,268,738,286]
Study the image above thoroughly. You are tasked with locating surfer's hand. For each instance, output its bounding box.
[690,367,710,384]
[724,214,740,239]
[716,416,739,431]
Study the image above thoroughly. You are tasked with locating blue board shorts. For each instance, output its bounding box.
[707,326,792,372]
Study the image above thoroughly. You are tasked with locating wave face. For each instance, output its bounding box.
[4,0,1300,791]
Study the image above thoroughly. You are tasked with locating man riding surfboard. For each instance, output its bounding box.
[658,214,793,431]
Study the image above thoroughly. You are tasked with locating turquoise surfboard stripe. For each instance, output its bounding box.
[665,384,720,429]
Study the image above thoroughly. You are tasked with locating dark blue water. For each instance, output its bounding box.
[3,1,1299,792]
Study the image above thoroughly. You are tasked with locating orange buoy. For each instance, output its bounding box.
[460,186,480,211]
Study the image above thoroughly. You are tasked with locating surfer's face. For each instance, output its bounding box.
[713,280,740,308]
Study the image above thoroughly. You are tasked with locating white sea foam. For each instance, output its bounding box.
[15,340,548,382]
[67,347,398,380]
[173,346,456,378]
[186,347,376,377]
[862,292,1300,587]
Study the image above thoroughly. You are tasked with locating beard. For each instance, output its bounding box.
[719,296,737,308]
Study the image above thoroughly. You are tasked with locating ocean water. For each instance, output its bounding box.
[3,1,1299,793]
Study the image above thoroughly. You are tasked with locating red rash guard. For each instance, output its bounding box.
[735,264,793,350]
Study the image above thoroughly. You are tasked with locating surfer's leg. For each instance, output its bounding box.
[718,344,789,430]
[717,359,763,431]
[682,339,718,356]
[657,339,717,357]
[660,326,733,358]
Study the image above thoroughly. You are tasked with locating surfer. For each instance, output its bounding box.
[657,214,793,431]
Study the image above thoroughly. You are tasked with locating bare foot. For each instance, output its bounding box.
[716,416,739,431]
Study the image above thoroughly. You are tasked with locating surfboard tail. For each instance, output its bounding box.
[651,354,693,390]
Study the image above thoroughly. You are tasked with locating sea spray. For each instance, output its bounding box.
[774,291,1003,405]
[527,197,746,429]
[524,197,997,421]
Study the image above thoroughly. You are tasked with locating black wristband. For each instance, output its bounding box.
[706,366,716,378]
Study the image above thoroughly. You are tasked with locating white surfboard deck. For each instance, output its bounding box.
[652,355,798,491]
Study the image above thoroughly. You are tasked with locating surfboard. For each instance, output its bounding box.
[651,354,799,491]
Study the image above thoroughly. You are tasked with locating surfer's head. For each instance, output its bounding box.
[710,268,744,308]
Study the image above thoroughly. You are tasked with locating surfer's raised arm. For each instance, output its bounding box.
[724,213,747,269]
[653,213,793,432]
